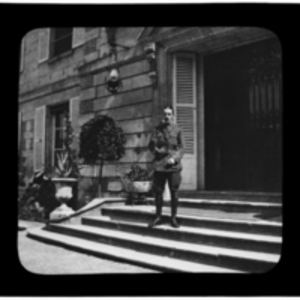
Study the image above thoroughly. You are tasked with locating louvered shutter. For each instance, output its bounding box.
[70,97,80,151]
[72,28,85,48]
[173,54,197,155]
[38,28,50,63]
[34,106,46,171]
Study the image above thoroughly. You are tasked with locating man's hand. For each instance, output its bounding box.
[155,146,167,154]
[167,157,175,165]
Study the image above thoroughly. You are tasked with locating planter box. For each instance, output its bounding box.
[121,178,153,193]
[131,181,153,193]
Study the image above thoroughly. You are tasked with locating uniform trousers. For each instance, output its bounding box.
[153,171,181,217]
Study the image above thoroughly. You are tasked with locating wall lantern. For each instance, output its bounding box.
[144,43,157,85]
[104,27,131,95]
[105,67,122,94]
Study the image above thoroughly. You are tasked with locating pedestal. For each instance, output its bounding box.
[50,203,75,220]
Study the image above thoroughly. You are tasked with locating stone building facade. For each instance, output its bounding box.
[18,27,282,205]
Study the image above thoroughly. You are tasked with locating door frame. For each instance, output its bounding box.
[197,54,205,190]
[152,27,275,191]
[199,37,278,193]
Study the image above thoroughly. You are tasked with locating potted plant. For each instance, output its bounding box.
[120,163,154,205]
[51,151,77,213]
[79,115,126,197]
[50,114,81,218]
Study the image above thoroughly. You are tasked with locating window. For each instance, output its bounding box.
[51,104,69,166]
[51,28,73,57]
[39,28,85,63]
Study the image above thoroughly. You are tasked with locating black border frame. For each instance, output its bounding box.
[4,2,298,296]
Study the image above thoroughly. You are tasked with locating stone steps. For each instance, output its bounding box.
[26,191,282,273]
[29,222,280,273]
[27,227,241,273]
[82,215,281,254]
[101,206,282,236]
[178,191,282,203]
[147,198,282,214]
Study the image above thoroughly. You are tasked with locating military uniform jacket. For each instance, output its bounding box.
[148,121,185,172]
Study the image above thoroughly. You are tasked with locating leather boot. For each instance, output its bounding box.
[170,197,180,228]
[149,196,163,228]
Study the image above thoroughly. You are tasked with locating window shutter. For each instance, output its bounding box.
[69,97,80,151]
[34,106,46,171]
[72,28,85,48]
[173,54,197,155]
[38,28,50,63]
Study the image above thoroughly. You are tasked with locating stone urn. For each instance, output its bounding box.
[50,178,77,220]
[131,181,152,193]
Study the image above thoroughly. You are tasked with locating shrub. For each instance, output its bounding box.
[18,171,60,221]
[79,115,126,195]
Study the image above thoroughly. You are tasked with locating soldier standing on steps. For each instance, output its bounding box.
[148,105,185,228]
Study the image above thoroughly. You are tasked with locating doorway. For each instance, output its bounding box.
[204,38,282,192]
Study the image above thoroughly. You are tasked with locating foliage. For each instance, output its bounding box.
[55,151,73,177]
[18,189,44,221]
[78,115,126,196]
[120,164,153,205]
[79,115,126,165]
[123,164,153,182]
[54,114,81,178]
[18,171,59,221]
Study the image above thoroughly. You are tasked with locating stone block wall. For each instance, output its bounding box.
[18,27,155,199]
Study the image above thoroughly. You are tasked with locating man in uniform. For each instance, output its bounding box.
[148,105,185,228]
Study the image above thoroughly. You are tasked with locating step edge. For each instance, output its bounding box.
[47,223,281,263]
[147,198,282,207]
[178,191,282,197]
[102,207,283,227]
[83,216,282,243]
[27,228,242,273]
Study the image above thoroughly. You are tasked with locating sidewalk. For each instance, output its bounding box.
[18,221,159,274]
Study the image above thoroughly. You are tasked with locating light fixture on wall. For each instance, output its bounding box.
[104,27,130,95]
[105,67,122,94]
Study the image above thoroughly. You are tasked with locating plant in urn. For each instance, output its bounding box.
[49,151,78,220]
[49,115,81,220]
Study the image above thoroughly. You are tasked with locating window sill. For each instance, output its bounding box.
[48,49,73,64]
